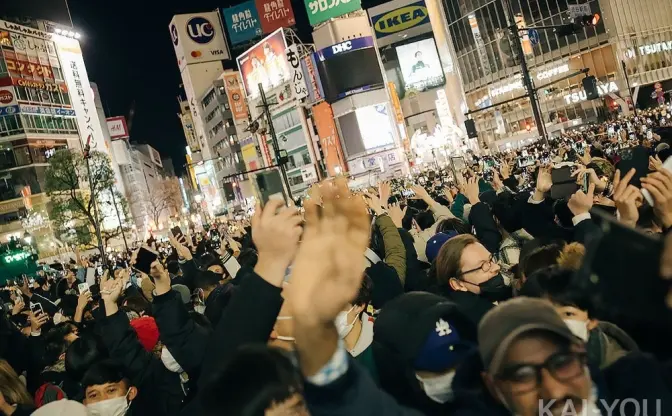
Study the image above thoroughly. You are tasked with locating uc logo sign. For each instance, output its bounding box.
[372,1,430,37]
[170,24,179,46]
[186,16,214,44]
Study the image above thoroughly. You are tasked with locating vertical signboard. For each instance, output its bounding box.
[55,35,111,159]
[284,44,308,101]
[222,1,263,45]
[302,54,324,103]
[387,82,408,152]
[313,102,346,177]
[304,0,361,26]
[222,72,249,121]
[169,12,230,72]
[255,0,296,34]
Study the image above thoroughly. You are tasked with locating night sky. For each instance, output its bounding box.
[65,0,383,176]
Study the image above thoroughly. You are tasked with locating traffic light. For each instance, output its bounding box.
[555,13,600,36]
[465,119,478,138]
[582,76,599,100]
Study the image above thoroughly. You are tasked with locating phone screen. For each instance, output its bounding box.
[30,302,43,316]
[133,248,158,275]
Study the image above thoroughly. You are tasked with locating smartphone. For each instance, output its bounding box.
[551,166,573,184]
[616,146,649,188]
[78,282,90,294]
[647,130,653,140]
[577,209,669,321]
[171,226,183,238]
[30,302,43,316]
[550,166,578,199]
[133,247,158,275]
[582,173,589,193]
[86,268,96,287]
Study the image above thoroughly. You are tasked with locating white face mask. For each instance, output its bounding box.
[416,370,456,404]
[564,319,590,342]
[87,390,131,416]
[161,347,184,373]
[335,306,357,339]
[53,312,66,325]
[275,316,295,342]
[194,304,206,315]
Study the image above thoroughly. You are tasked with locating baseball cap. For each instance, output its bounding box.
[425,232,458,263]
[478,297,577,376]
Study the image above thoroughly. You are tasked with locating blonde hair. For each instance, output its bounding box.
[557,242,586,271]
[0,360,32,406]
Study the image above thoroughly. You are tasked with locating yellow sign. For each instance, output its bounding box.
[372,2,430,38]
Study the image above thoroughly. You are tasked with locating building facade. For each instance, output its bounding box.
[441,0,655,149]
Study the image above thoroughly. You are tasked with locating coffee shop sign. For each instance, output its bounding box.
[563,81,618,104]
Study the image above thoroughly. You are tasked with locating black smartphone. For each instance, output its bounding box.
[550,166,578,199]
[616,146,649,188]
[133,248,158,276]
[551,166,573,184]
[171,226,183,238]
[576,209,670,321]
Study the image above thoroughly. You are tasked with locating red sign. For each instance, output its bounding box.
[255,0,296,34]
[313,102,347,177]
[222,72,249,121]
[0,89,13,104]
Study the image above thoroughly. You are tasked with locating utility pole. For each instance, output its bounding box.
[109,188,129,253]
[621,60,638,117]
[258,83,293,200]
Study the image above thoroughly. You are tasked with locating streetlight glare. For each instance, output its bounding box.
[75,32,82,39]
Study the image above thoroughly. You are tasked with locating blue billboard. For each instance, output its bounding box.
[223,1,263,45]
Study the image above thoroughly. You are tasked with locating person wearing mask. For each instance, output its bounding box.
[372,292,478,414]
[519,267,638,369]
[434,234,511,324]
[81,360,138,416]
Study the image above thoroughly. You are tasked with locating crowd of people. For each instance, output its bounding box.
[1,106,672,415]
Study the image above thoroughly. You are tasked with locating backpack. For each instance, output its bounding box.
[34,382,67,408]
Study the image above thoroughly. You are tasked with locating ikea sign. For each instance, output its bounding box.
[371,1,430,38]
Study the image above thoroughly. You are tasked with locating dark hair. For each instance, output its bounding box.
[519,243,563,279]
[43,323,77,365]
[237,248,258,269]
[81,360,130,389]
[166,260,180,275]
[491,192,522,233]
[200,345,303,416]
[589,147,605,159]
[65,335,107,383]
[123,295,151,317]
[195,270,222,291]
[436,218,470,235]
[414,211,435,231]
[519,266,595,317]
[352,275,373,308]
[415,51,422,58]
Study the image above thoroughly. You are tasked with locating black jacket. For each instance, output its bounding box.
[468,202,502,254]
[181,270,284,415]
[97,311,185,415]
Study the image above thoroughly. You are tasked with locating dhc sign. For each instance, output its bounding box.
[317,37,375,61]
[371,1,431,38]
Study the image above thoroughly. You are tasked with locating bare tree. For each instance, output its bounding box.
[145,187,170,229]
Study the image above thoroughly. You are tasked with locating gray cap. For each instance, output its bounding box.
[478,297,577,376]
[172,284,191,304]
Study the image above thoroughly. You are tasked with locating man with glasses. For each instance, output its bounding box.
[469,297,670,416]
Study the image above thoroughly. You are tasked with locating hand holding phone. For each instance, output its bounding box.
[132,247,158,276]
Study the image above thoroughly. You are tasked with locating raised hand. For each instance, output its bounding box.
[568,182,595,217]
[388,203,407,228]
[29,311,49,333]
[641,168,672,229]
[365,193,386,216]
[465,176,480,204]
[287,178,370,328]
[410,184,432,203]
[169,236,193,261]
[378,181,391,209]
[252,200,303,287]
[649,155,663,172]
[612,168,640,227]
[536,166,553,194]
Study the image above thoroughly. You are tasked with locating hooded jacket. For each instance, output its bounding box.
[587,321,639,369]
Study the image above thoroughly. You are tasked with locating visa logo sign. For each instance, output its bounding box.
[331,41,352,55]
[372,1,430,38]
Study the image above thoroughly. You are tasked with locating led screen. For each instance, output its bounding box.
[395,38,444,92]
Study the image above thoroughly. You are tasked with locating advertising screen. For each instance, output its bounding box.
[236,29,290,99]
[314,47,384,103]
[355,104,394,150]
[395,38,444,92]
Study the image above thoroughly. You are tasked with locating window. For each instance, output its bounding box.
[302,151,311,165]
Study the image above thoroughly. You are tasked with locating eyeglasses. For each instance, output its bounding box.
[457,253,496,277]
[496,351,587,395]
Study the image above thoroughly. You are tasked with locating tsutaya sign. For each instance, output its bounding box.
[625,40,672,58]
[563,81,618,104]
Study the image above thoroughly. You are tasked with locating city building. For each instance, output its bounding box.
[0,17,112,256]
[441,0,672,150]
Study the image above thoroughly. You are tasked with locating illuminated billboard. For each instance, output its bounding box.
[236,28,290,99]
[395,38,444,92]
